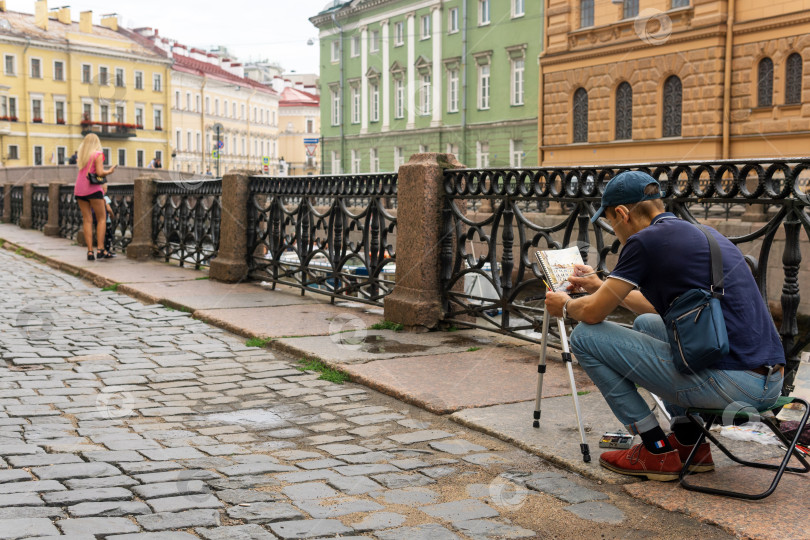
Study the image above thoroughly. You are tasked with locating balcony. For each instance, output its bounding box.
[80,120,139,139]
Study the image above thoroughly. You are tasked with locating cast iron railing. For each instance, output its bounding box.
[58,185,81,240]
[31,186,49,231]
[441,160,810,396]
[10,186,22,225]
[247,173,397,306]
[107,184,134,252]
[152,180,222,269]
[0,186,4,220]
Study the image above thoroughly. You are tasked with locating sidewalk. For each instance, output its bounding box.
[2,223,808,540]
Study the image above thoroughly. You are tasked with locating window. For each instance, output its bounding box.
[153,73,162,92]
[394,21,404,46]
[662,75,682,137]
[196,95,201,112]
[370,30,380,52]
[351,149,360,173]
[476,141,489,168]
[510,139,523,168]
[331,40,341,62]
[196,132,201,152]
[33,145,43,166]
[449,8,459,33]
[580,0,594,27]
[351,86,360,124]
[370,82,379,122]
[0,96,6,118]
[331,88,341,126]
[137,150,144,168]
[394,146,404,168]
[306,119,314,133]
[115,68,125,87]
[615,82,633,140]
[175,91,181,109]
[215,99,220,116]
[573,87,588,143]
[224,100,229,117]
[331,151,341,174]
[99,66,108,86]
[448,69,459,112]
[155,150,162,164]
[370,148,379,173]
[81,64,91,83]
[446,143,459,157]
[233,103,237,119]
[511,59,525,106]
[420,74,431,115]
[30,58,41,78]
[623,0,639,19]
[419,144,429,153]
[4,54,15,75]
[205,97,210,114]
[786,53,803,105]
[135,107,144,127]
[351,35,360,57]
[118,148,126,167]
[186,92,192,110]
[513,0,525,17]
[55,101,65,124]
[56,146,66,164]
[135,71,143,90]
[758,57,774,107]
[31,98,42,121]
[395,79,405,119]
[479,0,490,25]
[100,104,109,123]
[241,103,245,119]
[83,102,92,121]
[53,61,64,81]
[478,64,490,110]
[6,97,12,118]
[8,145,19,160]
[421,15,431,39]
[671,0,689,7]
[154,108,162,130]
[187,132,192,152]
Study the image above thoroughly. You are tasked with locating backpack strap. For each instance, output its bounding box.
[696,224,724,298]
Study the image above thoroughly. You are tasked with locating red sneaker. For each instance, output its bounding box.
[599,443,682,481]
[668,433,714,473]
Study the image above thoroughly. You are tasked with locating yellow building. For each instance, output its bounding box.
[539,0,810,165]
[0,0,172,169]
[274,78,320,176]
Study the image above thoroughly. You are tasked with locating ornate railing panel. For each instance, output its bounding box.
[248,173,397,306]
[107,184,134,252]
[441,160,810,396]
[58,185,81,240]
[31,186,49,231]
[0,185,4,220]
[152,180,222,269]
[10,185,22,225]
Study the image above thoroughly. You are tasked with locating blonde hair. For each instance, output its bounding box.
[77,133,102,169]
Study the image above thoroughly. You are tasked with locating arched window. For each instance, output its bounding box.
[757,57,773,107]
[785,53,803,105]
[615,82,632,140]
[663,75,682,138]
[573,88,588,143]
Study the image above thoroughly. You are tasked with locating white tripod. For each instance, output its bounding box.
[533,307,592,463]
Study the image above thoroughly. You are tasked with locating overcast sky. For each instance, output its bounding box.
[6,0,328,73]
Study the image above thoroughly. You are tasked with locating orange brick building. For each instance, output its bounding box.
[538,0,810,165]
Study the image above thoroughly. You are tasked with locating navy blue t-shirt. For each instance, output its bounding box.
[610,213,783,370]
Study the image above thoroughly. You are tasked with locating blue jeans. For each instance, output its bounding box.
[569,314,783,435]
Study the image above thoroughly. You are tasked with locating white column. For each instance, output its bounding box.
[431,6,442,127]
[381,20,390,132]
[360,25,369,134]
[406,12,416,129]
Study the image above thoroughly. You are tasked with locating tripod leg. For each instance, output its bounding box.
[649,392,671,422]
[533,308,551,428]
[558,318,591,463]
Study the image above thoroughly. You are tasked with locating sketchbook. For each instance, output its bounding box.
[534,246,585,293]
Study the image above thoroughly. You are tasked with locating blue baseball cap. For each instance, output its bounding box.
[590,171,661,223]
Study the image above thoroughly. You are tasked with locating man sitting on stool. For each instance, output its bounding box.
[544,171,784,481]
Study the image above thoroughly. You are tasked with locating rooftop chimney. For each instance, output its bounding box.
[57,6,70,24]
[35,0,48,30]
[79,10,92,33]
[100,13,118,31]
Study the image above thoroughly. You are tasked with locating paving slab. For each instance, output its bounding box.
[376,523,462,540]
[564,501,625,524]
[452,519,537,539]
[0,518,59,539]
[342,346,596,414]
[226,502,304,524]
[350,511,407,531]
[57,517,140,536]
[137,509,221,530]
[421,499,500,522]
[268,519,353,539]
[195,524,277,540]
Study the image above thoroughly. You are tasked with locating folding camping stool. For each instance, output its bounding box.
[680,396,810,500]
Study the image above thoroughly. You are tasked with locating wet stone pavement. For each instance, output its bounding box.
[0,250,733,540]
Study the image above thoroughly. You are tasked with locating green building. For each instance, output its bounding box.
[310,0,541,173]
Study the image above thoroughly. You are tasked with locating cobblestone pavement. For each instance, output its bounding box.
[0,250,733,540]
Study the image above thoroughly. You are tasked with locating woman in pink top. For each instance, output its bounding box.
[75,133,116,260]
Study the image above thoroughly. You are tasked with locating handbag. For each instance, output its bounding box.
[87,172,106,185]
[663,224,729,374]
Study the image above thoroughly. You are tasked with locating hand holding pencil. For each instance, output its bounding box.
[567,264,604,295]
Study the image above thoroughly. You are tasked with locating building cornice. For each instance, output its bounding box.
[0,35,171,66]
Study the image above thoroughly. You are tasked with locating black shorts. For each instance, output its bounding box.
[75,191,104,202]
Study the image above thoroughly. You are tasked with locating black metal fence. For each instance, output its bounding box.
[247,173,398,306]
[58,186,81,240]
[31,186,49,231]
[9,186,22,225]
[440,160,810,395]
[0,186,4,220]
[152,180,222,269]
[107,184,134,252]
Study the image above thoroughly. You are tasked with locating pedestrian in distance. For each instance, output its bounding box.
[74,133,116,261]
[544,171,784,482]
[68,151,77,165]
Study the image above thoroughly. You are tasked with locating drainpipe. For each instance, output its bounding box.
[22,38,31,166]
[722,0,736,159]
[538,0,549,165]
[331,12,345,174]
[461,0,468,165]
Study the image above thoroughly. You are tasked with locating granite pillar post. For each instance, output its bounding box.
[20,183,33,229]
[210,172,251,283]
[1,184,11,223]
[43,182,62,236]
[126,176,157,260]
